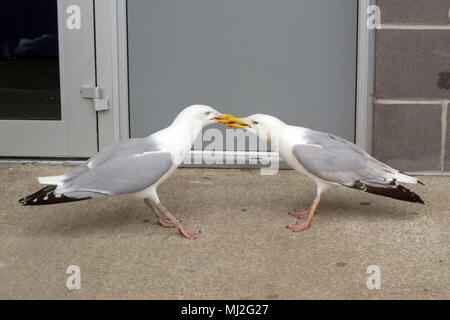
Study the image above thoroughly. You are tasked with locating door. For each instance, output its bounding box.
[0,0,97,157]
[127,0,358,162]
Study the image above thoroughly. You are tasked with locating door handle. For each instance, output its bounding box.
[80,86,108,111]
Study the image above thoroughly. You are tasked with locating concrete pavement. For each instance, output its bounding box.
[0,163,448,299]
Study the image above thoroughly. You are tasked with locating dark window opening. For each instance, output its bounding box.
[0,0,61,120]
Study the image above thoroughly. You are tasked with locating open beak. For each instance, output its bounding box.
[212,114,251,128]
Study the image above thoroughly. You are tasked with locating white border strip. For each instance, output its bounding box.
[380,24,450,30]
[0,151,282,166]
[185,150,281,165]
[0,159,86,166]
[375,99,450,105]
[2,156,450,176]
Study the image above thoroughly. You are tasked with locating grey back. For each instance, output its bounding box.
[292,130,393,186]
[61,138,174,196]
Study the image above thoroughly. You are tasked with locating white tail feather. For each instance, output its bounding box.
[37,175,66,185]
[395,172,418,184]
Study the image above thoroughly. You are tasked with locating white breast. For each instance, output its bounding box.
[279,126,332,186]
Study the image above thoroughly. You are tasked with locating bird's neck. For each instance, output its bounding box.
[151,115,203,161]
[258,121,286,152]
[170,114,203,144]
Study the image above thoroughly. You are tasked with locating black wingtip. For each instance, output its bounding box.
[18,185,57,206]
[351,181,425,204]
[19,185,92,206]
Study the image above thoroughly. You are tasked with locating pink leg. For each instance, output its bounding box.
[287,196,320,232]
[153,200,200,240]
[144,198,175,228]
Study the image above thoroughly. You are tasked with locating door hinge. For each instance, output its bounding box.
[80,86,108,111]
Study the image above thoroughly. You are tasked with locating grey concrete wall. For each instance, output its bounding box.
[373,0,450,172]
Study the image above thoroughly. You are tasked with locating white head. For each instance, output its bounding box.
[175,104,223,128]
[226,114,286,144]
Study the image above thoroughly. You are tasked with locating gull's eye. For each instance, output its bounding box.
[252,121,259,125]
[205,111,211,115]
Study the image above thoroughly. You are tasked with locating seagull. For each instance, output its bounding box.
[219,113,424,232]
[19,105,228,239]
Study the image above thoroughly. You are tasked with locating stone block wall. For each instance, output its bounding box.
[373,0,450,172]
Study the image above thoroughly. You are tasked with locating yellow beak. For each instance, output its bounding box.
[212,114,251,128]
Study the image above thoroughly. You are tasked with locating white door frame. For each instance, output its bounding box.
[355,0,375,154]
[98,0,374,161]
[94,0,129,149]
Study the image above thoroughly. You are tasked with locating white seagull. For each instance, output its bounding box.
[19,105,228,239]
[219,114,424,232]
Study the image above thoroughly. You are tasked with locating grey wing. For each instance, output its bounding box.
[292,131,395,187]
[62,143,122,181]
[64,138,153,180]
[57,138,174,198]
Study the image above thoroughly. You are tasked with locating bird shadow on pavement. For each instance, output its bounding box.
[20,196,163,238]
[311,197,421,221]
[19,191,421,239]
[258,186,422,221]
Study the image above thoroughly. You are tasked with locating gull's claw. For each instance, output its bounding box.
[286,222,310,232]
[289,209,310,219]
[178,228,201,240]
[158,219,176,228]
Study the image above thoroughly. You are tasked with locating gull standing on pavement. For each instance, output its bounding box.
[19,105,229,239]
[217,113,424,232]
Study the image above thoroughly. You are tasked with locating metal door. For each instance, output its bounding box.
[127,0,357,143]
